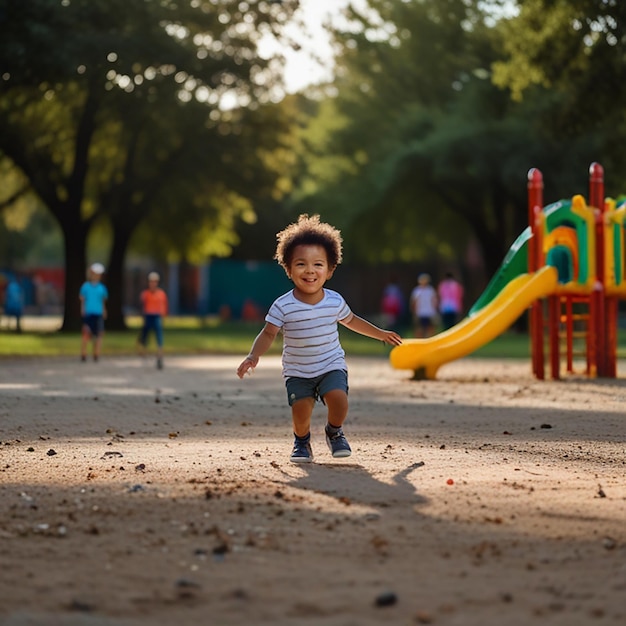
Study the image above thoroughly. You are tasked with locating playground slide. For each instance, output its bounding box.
[390,266,558,378]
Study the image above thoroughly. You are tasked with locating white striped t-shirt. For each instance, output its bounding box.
[266,288,352,378]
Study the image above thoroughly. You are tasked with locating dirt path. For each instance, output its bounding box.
[0,355,624,625]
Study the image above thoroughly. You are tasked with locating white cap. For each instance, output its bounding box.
[148,271,160,281]
[90,263,105,275]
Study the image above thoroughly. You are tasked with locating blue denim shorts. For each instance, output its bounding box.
[140,314,164,347]
[285,369,348,406]
[82,314,104,337]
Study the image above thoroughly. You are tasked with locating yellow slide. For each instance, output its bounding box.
[390,266,558,378]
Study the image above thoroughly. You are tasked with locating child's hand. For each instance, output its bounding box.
[236,355,259,379]
[381,330,403,346]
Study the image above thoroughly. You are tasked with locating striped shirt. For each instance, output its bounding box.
[266,289,352,378]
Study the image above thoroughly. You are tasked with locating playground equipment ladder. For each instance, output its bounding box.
[528,163,619,380]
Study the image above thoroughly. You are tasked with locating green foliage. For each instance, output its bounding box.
[492,0,626,187]
[293,0,532,272]
[289,0,626,277]
[6,317,626,361]
[0,0,302,328]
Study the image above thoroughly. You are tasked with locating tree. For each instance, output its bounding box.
[492,0,626,186]
[292,0,612,277]
[0,0,300,329]
[289,0,525,274]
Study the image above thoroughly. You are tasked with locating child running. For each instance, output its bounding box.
[138,271,169,369]
[236,214,402,463]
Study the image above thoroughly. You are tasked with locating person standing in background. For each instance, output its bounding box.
[138,271,168,369]
[79,263,108,362]
[380,278,405,330]
[438,271,464,330]
[410,273,438,338]
[4,277,24,333]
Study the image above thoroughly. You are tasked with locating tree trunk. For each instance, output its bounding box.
[61,226,89,332]
[106,228,132,330]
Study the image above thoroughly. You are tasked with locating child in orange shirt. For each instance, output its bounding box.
[138,272,168,369]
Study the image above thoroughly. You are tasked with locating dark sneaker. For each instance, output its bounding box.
[290,438,313,464]
[326,427,352,458]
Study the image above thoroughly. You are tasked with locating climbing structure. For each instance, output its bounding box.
[528,162,625,379]
[390,162,625,380]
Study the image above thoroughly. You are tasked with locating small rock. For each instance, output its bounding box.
[68,599,94,612]
[375,591,397,607]
[175,578,200,589]
[101,451,123,459]
[46,449,57,456]
[602,536,617,550]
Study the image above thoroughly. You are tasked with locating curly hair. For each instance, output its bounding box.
[274,214,343,271]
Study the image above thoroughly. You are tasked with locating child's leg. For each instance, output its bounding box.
[154,316,164,359]
[291,397,315,438]
[94,334,103,359]
[322,389,348,428]
[319,371,352,458]
[138,318,149,355]
[323,389,352,458]
[80,329,90,359]
[93,317,104,360]
[289,397,315,463]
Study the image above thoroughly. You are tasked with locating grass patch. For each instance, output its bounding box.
[1,318,625,361]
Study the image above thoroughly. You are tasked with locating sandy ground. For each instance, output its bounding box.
[0,353,624,626]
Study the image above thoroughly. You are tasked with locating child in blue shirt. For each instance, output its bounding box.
[79,263,108,362]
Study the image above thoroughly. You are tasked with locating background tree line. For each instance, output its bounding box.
[2,0,625,329]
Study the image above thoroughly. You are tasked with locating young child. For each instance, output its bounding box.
[437,271,464,330]
[410,273,438,338]
[79,263,108,362]
[236,214,402,463]
[138,271,168,369]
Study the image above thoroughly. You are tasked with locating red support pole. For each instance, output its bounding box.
[589,162,608,376]
[528,168,544,379]
[606,296,618,377]
[565,296,574,373]
[548,295,561,379]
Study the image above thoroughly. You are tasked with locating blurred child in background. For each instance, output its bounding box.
[438,271,464,330]
[138,271,168,369]
[410,273,438,338]
[4,277,24,333]
[80,263,108,362]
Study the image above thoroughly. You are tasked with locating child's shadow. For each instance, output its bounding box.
[287,461,427,510]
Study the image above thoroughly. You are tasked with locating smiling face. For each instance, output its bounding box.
[287,244,335,303]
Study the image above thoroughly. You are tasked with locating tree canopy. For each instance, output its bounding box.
[285,0,625,278]
[0,0,300,329]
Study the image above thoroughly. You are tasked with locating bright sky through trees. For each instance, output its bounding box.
[261,0,518,93]
[260,0,368,93]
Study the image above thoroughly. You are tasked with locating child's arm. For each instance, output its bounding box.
[237,322,280,378]
[340,313,402,346]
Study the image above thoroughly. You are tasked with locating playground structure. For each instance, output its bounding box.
[390,162,626,380]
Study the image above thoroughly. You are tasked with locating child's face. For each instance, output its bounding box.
[148,279,159,291]
[287,244,335,299]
